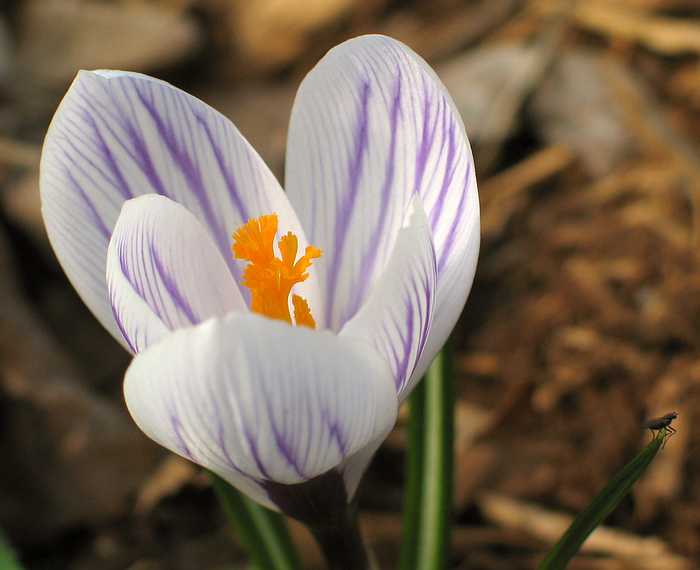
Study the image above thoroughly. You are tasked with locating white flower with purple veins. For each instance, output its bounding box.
[40,35,479,518]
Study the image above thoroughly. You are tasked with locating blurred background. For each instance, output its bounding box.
[1,0,699,568]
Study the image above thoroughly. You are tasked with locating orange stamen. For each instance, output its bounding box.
[232,214,321,328]
[292,295,316,329]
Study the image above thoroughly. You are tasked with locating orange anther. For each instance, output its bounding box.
[232,214,321,328]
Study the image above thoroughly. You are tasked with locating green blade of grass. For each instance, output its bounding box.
[416,347,454,570]
[0,529,23,570]
[210,473,301,570]
[399,378,426,570]
[538,429,670,570]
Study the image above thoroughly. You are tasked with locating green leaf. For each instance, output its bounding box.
[0,529,24,570]
[400,347,455,570]
[538,429,670,570]
[210,473,301,570]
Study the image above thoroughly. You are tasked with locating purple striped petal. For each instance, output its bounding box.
[107,195,246,353]
[340,197,436,401]
[41,70,320,346]
[123,312,398,509]
[285,35,479,385]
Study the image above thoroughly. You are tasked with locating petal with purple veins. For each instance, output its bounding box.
[285,35,479,389]
[41,70,320,346]
[107,194,246,352]
[340,196,437,401]
[123,312,398,509]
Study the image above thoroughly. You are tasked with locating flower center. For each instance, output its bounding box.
[232,214,321,328]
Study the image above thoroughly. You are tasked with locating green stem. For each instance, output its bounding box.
[264,470,376,570]
[399,379,426,570]
[538,429,669,570]
[416,347,454,570]
[400,348,455,570]
[307,502,373,570]
[211,473,301,570]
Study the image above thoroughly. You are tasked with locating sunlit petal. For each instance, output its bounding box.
[286,34,479,359]
[107,194,246,352]
[340,196,436,401]
[123,313,398,508]
[41,70,320,345]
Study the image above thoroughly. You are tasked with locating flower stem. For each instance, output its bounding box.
[265,470,376,570]
[399,379,426,570]
[399,347,455,570]
[307,502,373,570]
[210,473,301,570]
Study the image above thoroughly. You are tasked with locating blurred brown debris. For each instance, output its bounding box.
[478,492,692,569]
[15,0,201,88]
[0,226,162,541]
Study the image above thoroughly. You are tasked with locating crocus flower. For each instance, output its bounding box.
[40,35,479,515]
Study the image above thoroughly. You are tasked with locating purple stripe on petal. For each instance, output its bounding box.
[245,430,272,480]
[260,383,308,479]
[134,88,205,201]
[171,414,195,460]
[198,391,256,480]
[110,293,138,353]
[118,239,146,310]
[322,408,348,456]
[44,70,295,354]
[212,402,249,477]
[344,71,403,322]
[413,82,439,195]
[150,245,198,325]
[125,117,169,196]
[80,88,169,197]
[115,226,175,329]
[71,91,146,180]
[272,426,307,479]
[438,166,471,274]
[394,266,435,393]
[65,167,111,240]
[60,119,130,201]
[325,80,371,322]
[83,111,134,200]
[108,195,245,358]
[133,86,225,237]
[383,322,402,373]
[428,119,458,230]
[195,112,250,222]
[59,144,121,210]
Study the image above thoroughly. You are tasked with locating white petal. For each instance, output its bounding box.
[40,70,321,345]
[340,433,388,500]
[412,202,479,382]
[340,197,436,401]
[285,34,479,345]
[123,313,398,508]
[107,194,246,352]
